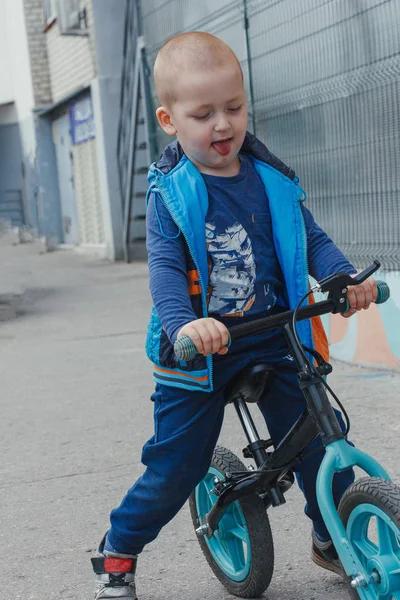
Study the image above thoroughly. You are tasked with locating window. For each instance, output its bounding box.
[43,0,57,23]
[56,0,88,35]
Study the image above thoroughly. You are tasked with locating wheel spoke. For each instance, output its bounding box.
[221,537,245,571]
[229,524,249,543]
[221,508,236,526]
[377,517,398,555]
[203,479,214,498]
[353,536,378,563]
[197,480,213,519]
[219,505,248,543]
[232,501,246,526]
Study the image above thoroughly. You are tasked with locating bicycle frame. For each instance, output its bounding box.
[199,278,391,582]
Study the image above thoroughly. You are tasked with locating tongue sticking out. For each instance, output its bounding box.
[212,139,231,156]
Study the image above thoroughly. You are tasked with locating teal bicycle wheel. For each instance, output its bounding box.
[189,445,274,598]
[339,477,400,600]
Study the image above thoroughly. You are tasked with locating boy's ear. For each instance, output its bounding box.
[156,107,177,136]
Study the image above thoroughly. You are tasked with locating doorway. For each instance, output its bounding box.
[53,113,79,244]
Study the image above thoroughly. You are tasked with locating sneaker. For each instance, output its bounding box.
[311,530,343,575]
[91,541,138,599]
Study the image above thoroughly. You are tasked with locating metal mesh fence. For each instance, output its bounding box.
[140,0,400,270]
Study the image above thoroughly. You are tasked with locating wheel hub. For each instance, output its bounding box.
[367,555,400,596]
[345,499,400,599]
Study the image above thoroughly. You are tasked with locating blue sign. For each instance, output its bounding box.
[69,94,95,145]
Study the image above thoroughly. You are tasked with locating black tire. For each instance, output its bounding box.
[338,477,400,599]
[189,445,274,598]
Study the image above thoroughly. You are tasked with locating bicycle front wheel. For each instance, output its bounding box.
[338,477,400,600]
[189,445,274,598]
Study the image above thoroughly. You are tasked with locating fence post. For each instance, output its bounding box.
[243,0,256,135]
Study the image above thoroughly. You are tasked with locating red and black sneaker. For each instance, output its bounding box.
[91,552,137,599]
[311,530,343,575]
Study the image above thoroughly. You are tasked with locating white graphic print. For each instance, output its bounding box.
[263,283,278,311]
[206,221,256,315]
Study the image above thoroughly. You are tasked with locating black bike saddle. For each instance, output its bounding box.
[224,364,275,405]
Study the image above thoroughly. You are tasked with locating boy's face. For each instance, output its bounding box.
[156,65,248,176]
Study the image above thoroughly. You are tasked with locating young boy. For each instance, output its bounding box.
[92,32,377,599]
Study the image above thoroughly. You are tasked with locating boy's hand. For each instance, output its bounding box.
[342,277,378,318]
[177,318,230,356]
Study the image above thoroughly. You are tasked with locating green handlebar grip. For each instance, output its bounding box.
[343,280,390,312]
[174,332,232,361]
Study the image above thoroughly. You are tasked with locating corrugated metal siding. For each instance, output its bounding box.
[72,138,105,244]
[141,0,400,270]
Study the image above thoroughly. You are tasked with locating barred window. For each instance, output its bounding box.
[43,0,88,34]
[58,0,88,34]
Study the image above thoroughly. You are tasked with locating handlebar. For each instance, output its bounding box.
[174,279,390,362]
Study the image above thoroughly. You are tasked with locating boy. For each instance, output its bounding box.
[92,32,377,599]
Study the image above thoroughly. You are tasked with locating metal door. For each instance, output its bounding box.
[54,113,79,244]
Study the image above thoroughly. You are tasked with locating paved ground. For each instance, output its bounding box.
[1,240,399,600]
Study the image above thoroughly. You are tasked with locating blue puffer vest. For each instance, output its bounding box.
[145,131,319,392]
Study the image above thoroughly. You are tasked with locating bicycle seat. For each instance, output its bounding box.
[225,364,275,405]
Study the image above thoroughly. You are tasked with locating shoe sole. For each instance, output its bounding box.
[311,548,344,576]
[95,595,137,600]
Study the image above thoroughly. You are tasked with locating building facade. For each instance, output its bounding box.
[0,0,126,259]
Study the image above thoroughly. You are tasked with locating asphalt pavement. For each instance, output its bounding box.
[1,240,399,600]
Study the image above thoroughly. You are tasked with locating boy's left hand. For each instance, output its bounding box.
[342,277,378,318]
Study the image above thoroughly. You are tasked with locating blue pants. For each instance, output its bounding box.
[107,329,354,554]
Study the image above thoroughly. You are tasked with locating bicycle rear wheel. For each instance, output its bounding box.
[189,445,274,598]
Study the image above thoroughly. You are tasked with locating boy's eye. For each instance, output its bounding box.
[192,113,210,120]
[228,105,242,112]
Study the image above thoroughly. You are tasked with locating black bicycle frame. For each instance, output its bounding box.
[197,262,383,537]
[204,299,346,537]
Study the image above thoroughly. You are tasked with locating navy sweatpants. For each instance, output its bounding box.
[107,329,354,554]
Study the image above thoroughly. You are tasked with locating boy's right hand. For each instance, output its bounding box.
[176,318,230,356]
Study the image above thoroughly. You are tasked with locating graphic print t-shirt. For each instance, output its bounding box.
[202,153,285,318]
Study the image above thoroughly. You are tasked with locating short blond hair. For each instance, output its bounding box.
[154,31,243,107]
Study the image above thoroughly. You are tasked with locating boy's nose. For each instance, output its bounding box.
[214,115,230,132]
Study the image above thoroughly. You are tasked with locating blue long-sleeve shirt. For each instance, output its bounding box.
[147,156,355,344]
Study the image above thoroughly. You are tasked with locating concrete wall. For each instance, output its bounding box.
[325,273,400,371]
[0,123,24,192]
[3,0,36,121]
[0,117,25,226]
[45,1,95,102]
[1,0,37,229]
[0,8,14,105]
[90,0,125,260]
[0,0,63,238]
[0,104,19,126]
